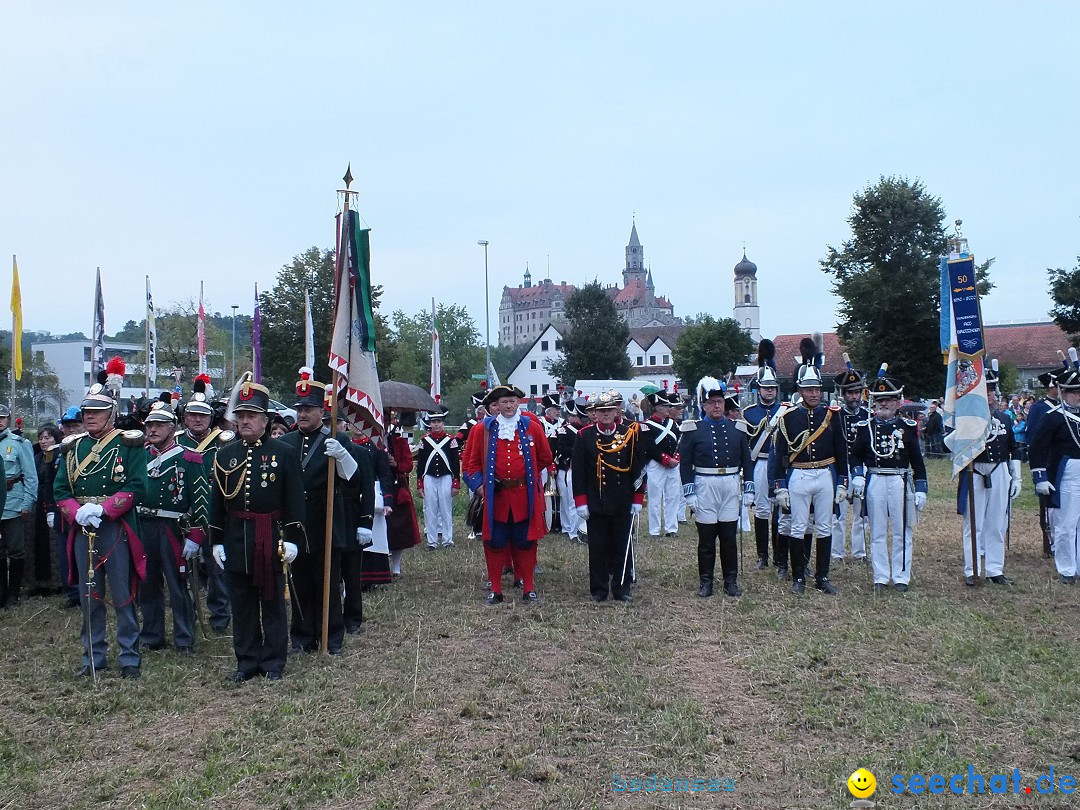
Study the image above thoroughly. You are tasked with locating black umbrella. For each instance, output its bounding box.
[379,380,438,413]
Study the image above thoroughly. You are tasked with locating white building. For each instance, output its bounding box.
[732,251,761,344]
[507,324,565,399]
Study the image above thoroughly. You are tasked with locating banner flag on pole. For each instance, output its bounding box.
[328,208,383,439]
[304,287,315,370]
[10,256,23,381]
[487,359,501,387]
[941,248,991,477]
[253,284,263,383]
[91,268,106,377]
[197,281,207,376]
[146,276,158,385]
[430,298,441,404]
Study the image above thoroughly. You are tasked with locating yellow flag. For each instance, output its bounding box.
[11,256,22,380]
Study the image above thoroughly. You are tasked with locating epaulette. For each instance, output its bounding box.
[734,420,750,434]
[679,419,698,432]
[173,428,185,437]
[121,430,145,447]
[60,432,87,453]
[218,430,237,443]
[855,419,870,428]
[903,417,917,427]
[182,448,205,464]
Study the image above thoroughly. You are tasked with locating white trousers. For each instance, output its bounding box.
[422,474,454,547]
[789,468,835,538]
[752,459,772,519]
[832,495,867,559]
[961,462,1009,577]
[557,469,580,538]
[646,460,682,535]
[1052,459,1080,577]
[866,475,915,585]
[693,475,740,524]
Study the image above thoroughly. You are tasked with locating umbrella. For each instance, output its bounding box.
[899,400,927,414]
[640,383,661,395]
[379,380,438,413]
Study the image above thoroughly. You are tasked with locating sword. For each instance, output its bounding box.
[901,471,909,573]
[184,556,209,641]
[620,512,638,587]
[1006,495,1012,551]
[84,527,98,687]
[280,540,303,624]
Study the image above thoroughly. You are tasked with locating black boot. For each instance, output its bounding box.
[814,536,837,594]
[789,534,806,595]
[696,524,717,597]
[754,517,770,569]
[774,534,790,580]
[5,559,22,607]
[719,523,741,597]
[803,535,814,580]
[0,559,7,608]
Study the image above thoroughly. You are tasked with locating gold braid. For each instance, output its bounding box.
[595,422,639,492]
[741,412,770,439]
[214,456,248,501]
[777,408,814,456]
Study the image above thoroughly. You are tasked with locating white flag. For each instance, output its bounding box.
[146,276,158,384]
[430,298,441,404]
[304,287,315,369]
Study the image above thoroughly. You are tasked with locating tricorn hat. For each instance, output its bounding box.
[487,384,526,402]
[541,393,561,411]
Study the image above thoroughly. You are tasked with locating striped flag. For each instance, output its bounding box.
[197,281,207,375]
[91,268,106,376]
[253,284,263,383]
[304,287,315,370]
[941,250,991,476]
[430,298,441,404]
[328,207,383,438]
[145,276,158,385]
[10,256,22,380]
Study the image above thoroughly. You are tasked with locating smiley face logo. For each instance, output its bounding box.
[847,768,876,798]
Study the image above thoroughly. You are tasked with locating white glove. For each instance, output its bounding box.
[282,542,298,564]
[685,495,698,514]
[1035,481,1054,496]
[850,476,866,499]
[1008,460,1022,500]
[182,539,201,560]
[742,490,755,507]
[775,489,790,510]
[325,439,358,480]
[382,506,393,517]
[75,502,104,527]
[212,544,227,569]
[630,503,642,515]
[357,527,373,546]
[914,491,927,511]
[834,485,848,506]
[576,505,590,521]
[46,512,55,529]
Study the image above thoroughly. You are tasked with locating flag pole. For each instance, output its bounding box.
[10,256,15,410]
[322,165,355,654]
[145,276,151,398]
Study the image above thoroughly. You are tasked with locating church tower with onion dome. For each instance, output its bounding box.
[733,250,760,343]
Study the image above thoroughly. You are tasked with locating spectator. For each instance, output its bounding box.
[1013,412,1027,462]
[924,400,945,458]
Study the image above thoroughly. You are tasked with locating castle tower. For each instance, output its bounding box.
[623,220,647,287]
[733,250,760,343]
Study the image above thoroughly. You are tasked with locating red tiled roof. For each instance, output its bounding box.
[629,326,686,351]
[984,322,1070,369]
[772,333,849,378]
[612,279,647,306]
[502,281,576,304]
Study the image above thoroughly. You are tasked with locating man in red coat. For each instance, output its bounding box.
[462,385,553,605]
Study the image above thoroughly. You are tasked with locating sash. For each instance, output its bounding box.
[194,428,222,453]
[71,429,122,484]
[645,418,675,445]
[422,434,453,477]
[788,410,834,466]
[147,443,186,476]
[301,427,330,470]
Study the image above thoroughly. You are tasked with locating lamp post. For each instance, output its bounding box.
[230,305,239,385]
[477,240,491,385]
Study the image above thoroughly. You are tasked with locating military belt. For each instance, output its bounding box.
[75,496,104,505]
[495,477,527,489]
[137,506,186,519]
[5,474,24,491]
[790,458,836,469]
[867,467,906,476]
[693,466,740,476]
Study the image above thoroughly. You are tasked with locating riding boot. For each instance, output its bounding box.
[774,534,789,579]
[696,523,717,597]
[789,534,805,594]
[6,559,22,607]
[803,535,814,579]
[754,517,770,568]
[0,559,7,607]
[815,536,837,594]
[719,523,741,597]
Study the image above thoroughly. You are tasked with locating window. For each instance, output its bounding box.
[555,340,562,350]
[530,360,537,370]
[541,341,548,351]
[636,357,643,366]
[650,355,656,365]
[530,384,538,395]
[662,354,670,364]
[542,384,550,393]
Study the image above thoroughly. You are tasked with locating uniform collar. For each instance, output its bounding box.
[149,439,177,456]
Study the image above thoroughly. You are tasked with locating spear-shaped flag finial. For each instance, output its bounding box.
[343,163,354,189]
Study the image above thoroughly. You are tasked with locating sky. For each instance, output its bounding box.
[2,2,1076,348]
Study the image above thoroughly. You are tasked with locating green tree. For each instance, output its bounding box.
[547,282,632,383]
[672,316,753,389]
[11,350,64,423]
[821,176,993,398]
[1048,257,1080,344]
[490,342,530,383]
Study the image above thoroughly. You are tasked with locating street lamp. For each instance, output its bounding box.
[477,240,491,385]
[230,305,239,386]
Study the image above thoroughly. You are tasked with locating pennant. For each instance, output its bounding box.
[304,287,315,370]
[10,257,22,381]
[146,275,158,385]
[91,268,106,376]
[328,207,383,439]
[197,281,207,376]
[430,298,441,404]
[487,359,501,387]
[253,284,263,383]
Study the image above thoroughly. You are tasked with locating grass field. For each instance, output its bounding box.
[2,457,1079,809]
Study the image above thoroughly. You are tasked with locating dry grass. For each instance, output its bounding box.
[2,458,1079,809]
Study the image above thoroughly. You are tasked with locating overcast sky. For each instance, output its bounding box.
[2,2,1075,347]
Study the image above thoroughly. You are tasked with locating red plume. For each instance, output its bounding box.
[105,356,126,376]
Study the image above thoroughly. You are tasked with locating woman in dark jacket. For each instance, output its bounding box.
[31,424,63,596]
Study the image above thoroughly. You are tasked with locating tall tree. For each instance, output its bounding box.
[547,282,632,383]
[821,176,992,397]
[1048,257,1080,343]
[12,350,64,423]
[672,317,753,390]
